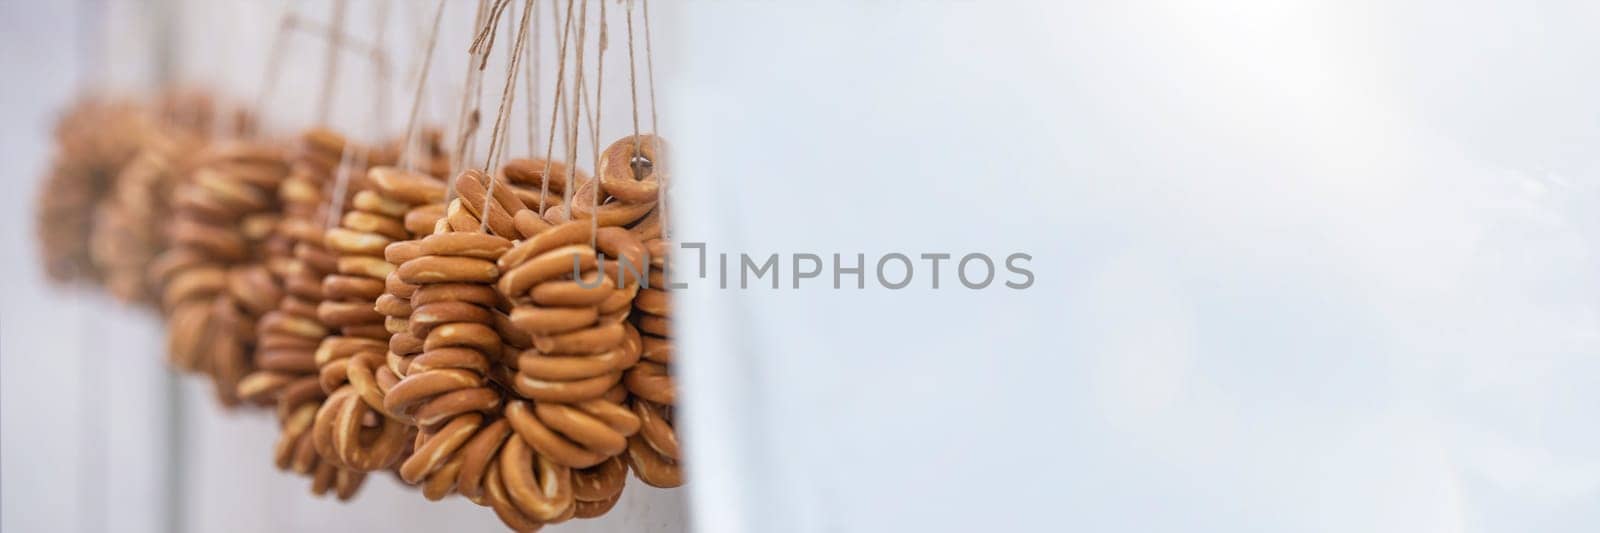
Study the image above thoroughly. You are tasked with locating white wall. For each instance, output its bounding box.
[669,1,1600,532]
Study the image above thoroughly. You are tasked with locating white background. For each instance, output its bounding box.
[670,1,1600,532]
[6,1,1600,533]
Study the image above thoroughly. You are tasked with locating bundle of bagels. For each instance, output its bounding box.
[34,91,683,530]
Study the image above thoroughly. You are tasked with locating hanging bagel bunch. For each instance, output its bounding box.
[87,115,208,305]
[493,203,646,526]
[513,136,681,492]
[35,97,148,284]
[382,170,523,506]
[309,163,448,483]
[149,141,292,407]
[232,127,366,499]
[603,137,683,488]
[32,1,687,529]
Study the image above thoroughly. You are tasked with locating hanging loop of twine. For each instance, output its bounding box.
[478,0,538,233]
[641,0,667,239]
[315,0,348,126]
[398,0,449,173]
[538,0,579,214]
[447,0,495,204]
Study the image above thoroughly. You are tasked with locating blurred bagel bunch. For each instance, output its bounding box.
[32,0,683,530]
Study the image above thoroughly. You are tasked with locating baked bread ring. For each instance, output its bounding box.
[596,134,665,204]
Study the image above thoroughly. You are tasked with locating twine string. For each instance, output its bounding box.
[562,0,589,222]
[398,0,448,173]
[524,0,541,157]
[478,0,537,233]
[447,0,495,205]
[538,0,578,214]
[315,0,348,126]
[641,0,666,239]
[588,0,606,247]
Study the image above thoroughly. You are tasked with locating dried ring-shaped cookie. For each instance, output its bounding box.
[316,300,384,327]
[498,220,594,271]
[482,459,549,532]
[445,200,484,232]
[384,240,426,265]
[274,376,326,423]
[640,334,673,364]
[497,245,599,298]
[311,388,366,468]
[533,322,625,355]
[314,336,386,374]
[455,417,513,502]
[405,203,447,236]
[344,351,394,414]
[238,371,296,405]
[510,304,600,336]
[342,210,410,240]
[595,227,648,289]
[572,455,627,505]
[374,293,413,316]
[454,169,527,238]
[507,400,604,468]
[322,274,386,301]
[227,266,281,315]
[409,346,493,376]
[573,459,626,518]
[385,271,418,298]
[566,179,657,227]
[531,400,641,460]
[337,256,396,279]
[419,455,465,501]
[625,361,676,405]
[400,412,483,484]
[368,166,447,205]
[633,399,680,461]
[597,134,665,204]
[255,348,316,374]
[497,311,534,350]
[627,208,663,242]
[420,232,512,260]
[309,463,366,501]
[162,267,226,310]
[502,157,574,195]
[383,368,485,415]
[398,255,499,284]
[275,403,319,473]
[409,386,502,428]
[498,429,576,521]
[409,301,495,338]
[513,371,621,404]
[353,190,410,218]
[574,490,622,519]
[514,209,553,240]
[634,288,670,316]
[517,347,631,382]
[193,168,271,212]
[636,313,672,337]
[529,270,614,307]
[624,433,683,488]
[323,228,394,256]
[170,219,247,261]
[410,282,500,308]
[423,322,502,354]
[330,384,411,471]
